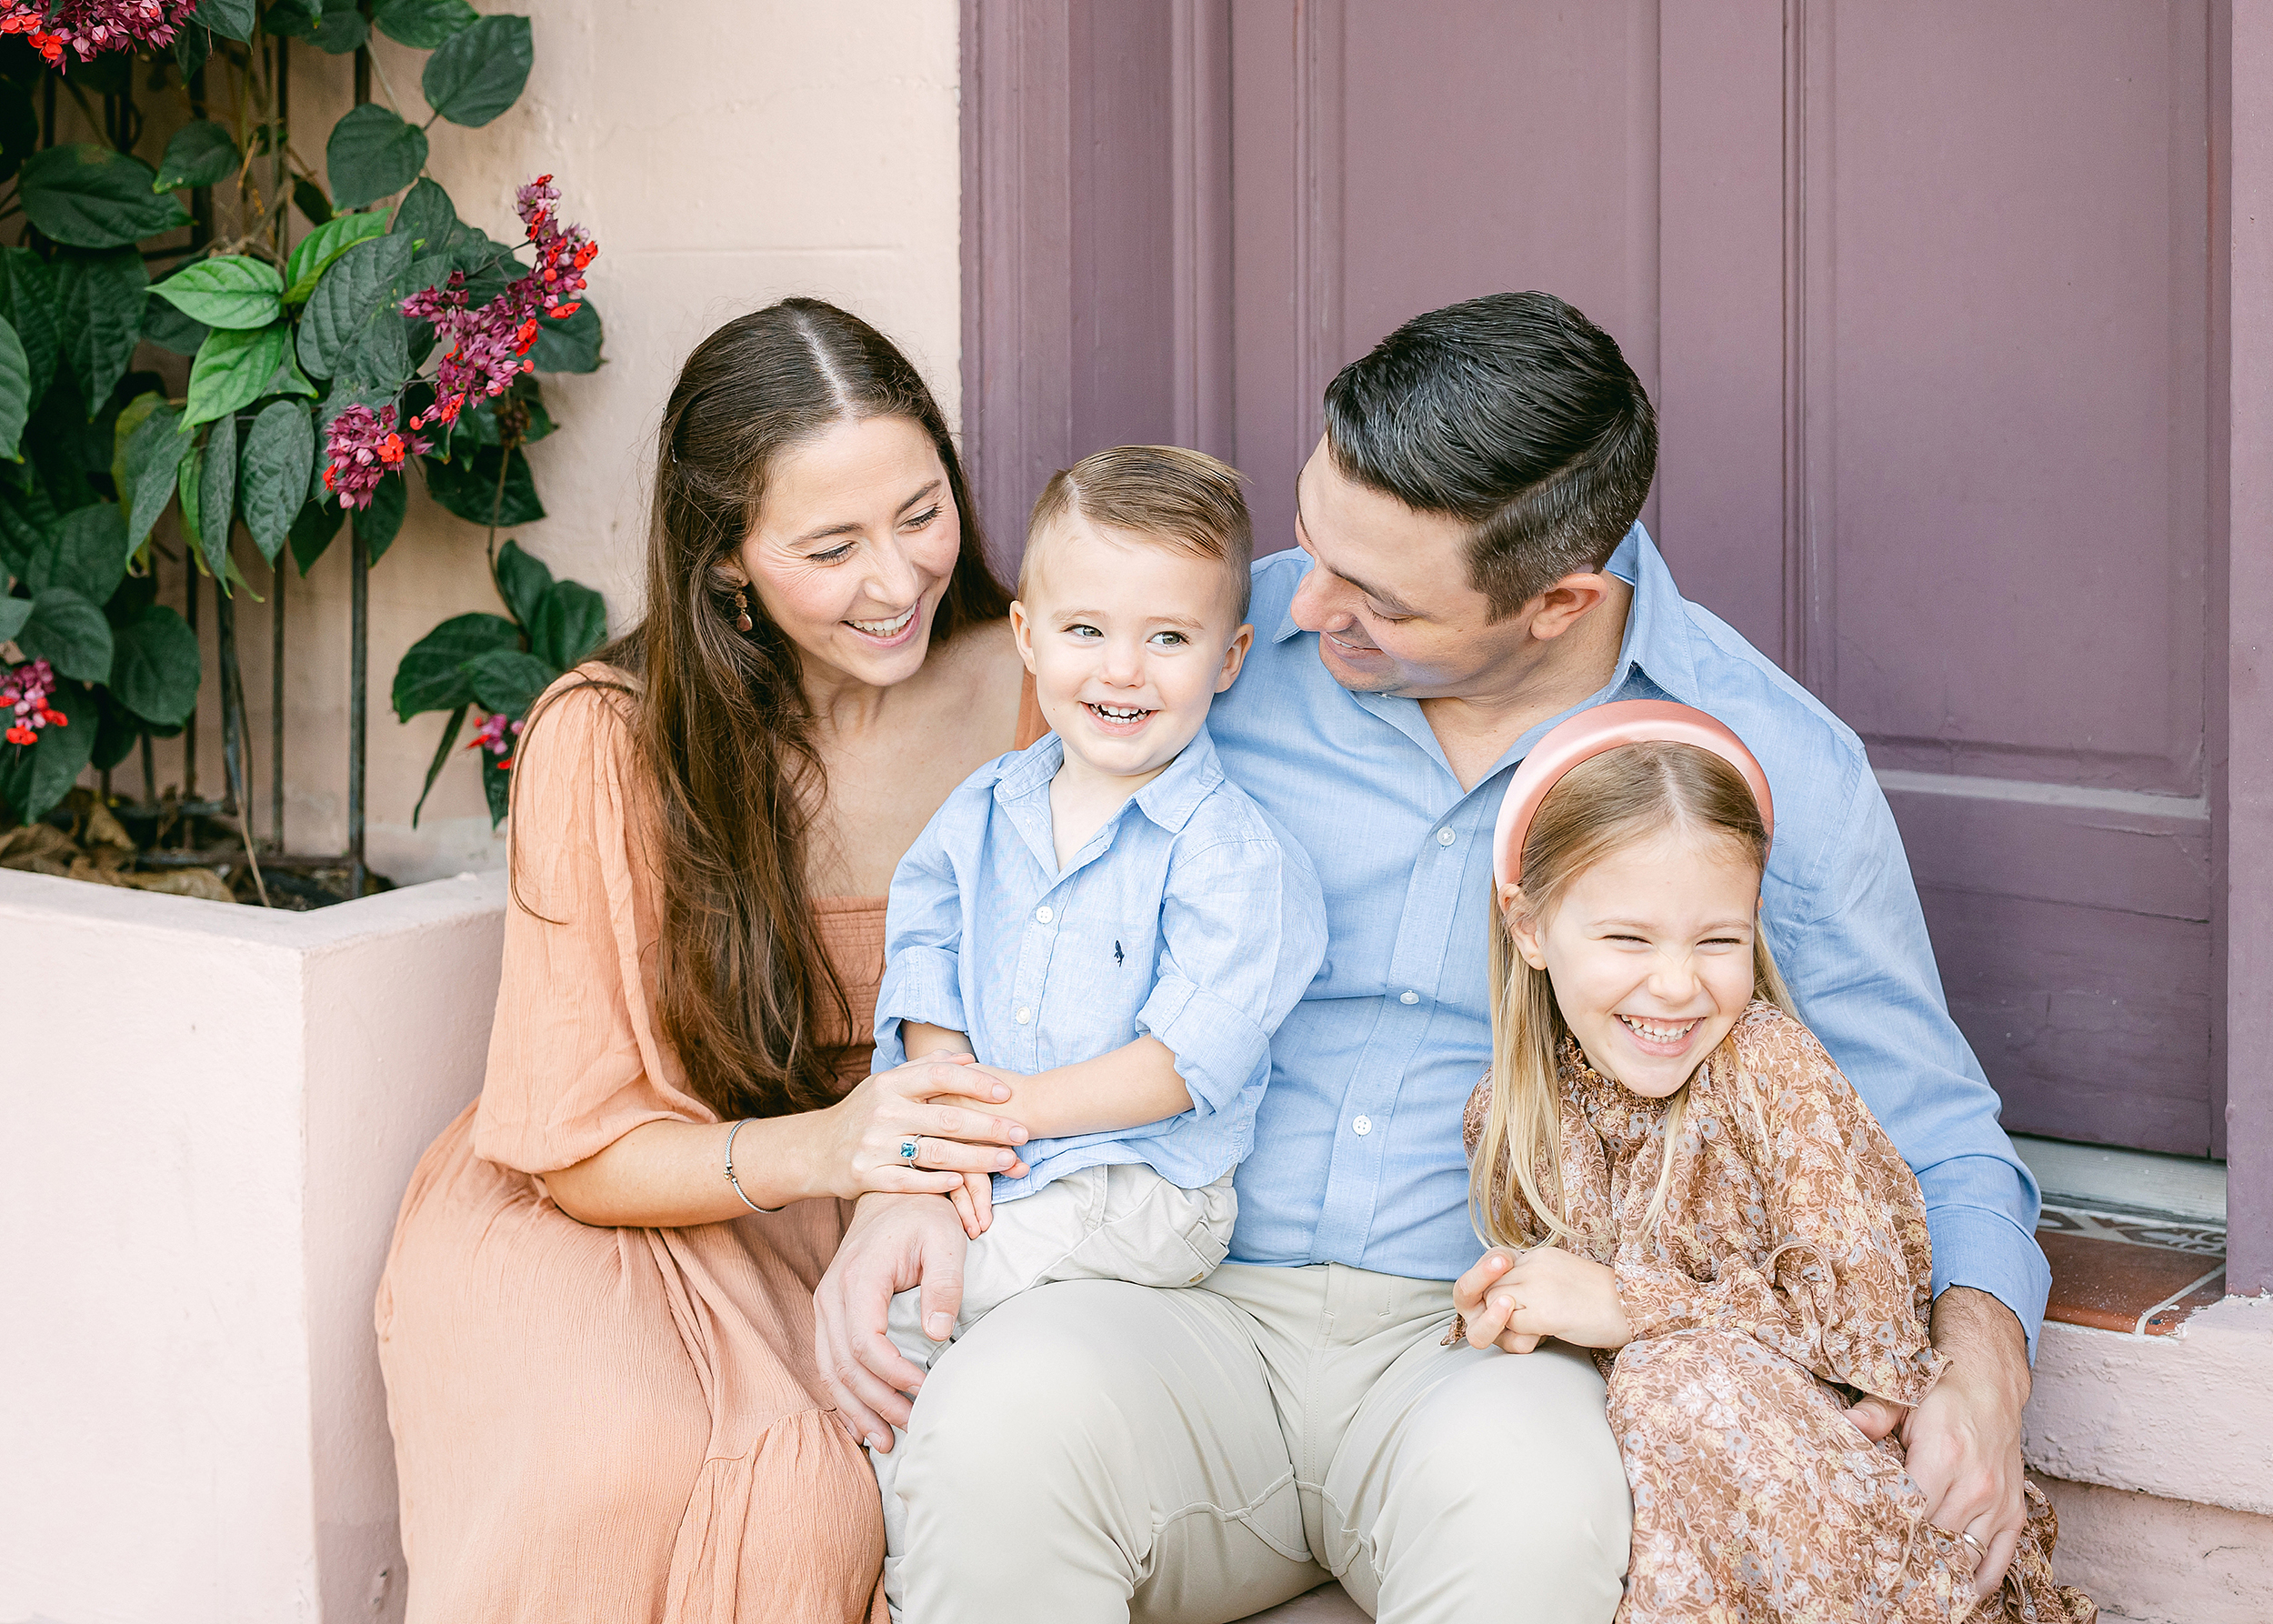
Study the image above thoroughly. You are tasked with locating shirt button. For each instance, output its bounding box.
[1015,1007,1033,1024]
[1437,827,1456,846]
[1353,1115,1373,1136]
[1399,990,1419,1005]
[1035,906,1053,923]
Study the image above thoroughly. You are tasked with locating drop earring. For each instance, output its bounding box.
[733,587,753,634]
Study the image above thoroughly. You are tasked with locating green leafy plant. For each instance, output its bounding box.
[0,0,607,884]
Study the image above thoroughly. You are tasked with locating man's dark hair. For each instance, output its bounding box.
[1321,291,1657,621]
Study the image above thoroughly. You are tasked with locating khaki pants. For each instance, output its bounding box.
[896,1260,1631,1623]
[876,1163,1240,1616]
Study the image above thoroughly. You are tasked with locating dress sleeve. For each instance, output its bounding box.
[1134,831,1328,1118]
[472,675,716,1174]
[871,800,970,1071]
[1613,1016,1945,1406]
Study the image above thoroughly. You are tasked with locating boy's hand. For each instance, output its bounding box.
[946,1170,995,1238]
[1456,1245,1633,1352]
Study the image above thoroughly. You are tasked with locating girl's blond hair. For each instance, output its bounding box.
[1472,741,1797,1251]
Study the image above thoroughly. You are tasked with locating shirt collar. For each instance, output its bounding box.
[990,723,1227,837]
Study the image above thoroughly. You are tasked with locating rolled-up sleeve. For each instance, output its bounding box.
[872,808,970,1073]
[1136,836,1327,1117]
[1776,770,2051,1358]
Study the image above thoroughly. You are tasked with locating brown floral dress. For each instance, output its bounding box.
[1461,1002,2092,1624]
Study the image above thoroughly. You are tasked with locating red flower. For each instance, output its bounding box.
[2,657,63,747]
[322,404,433,511]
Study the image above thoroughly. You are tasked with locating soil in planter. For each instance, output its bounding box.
[0,789,395,910]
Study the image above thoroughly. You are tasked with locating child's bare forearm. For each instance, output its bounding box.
[900,1021,974,1059]
[967,1035,1193,1138]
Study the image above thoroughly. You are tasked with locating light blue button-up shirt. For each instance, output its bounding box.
[873,727,1328,1204]
[1208,526,2050,1354]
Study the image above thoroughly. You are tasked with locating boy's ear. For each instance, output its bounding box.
[1008,599,1040,675]
[1501,882,1550,969]
[1215,622,1255,692]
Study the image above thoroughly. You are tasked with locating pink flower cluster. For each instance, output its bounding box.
[468,710,523,771]
[402,175,597,432]
[2,657,65,747]
[321,403,432,511]
[0,0,197,67]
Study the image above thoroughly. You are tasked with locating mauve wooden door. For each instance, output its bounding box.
[1220,0,2218,1157]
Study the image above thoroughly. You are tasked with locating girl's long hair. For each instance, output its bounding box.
[1471,741,1797,1251]
[519,298,1009,1122]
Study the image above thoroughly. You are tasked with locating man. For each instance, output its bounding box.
[816,292,2048,1622]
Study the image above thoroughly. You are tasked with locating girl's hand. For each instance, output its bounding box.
[821,1053,1032,1200]
[1457,1246,1634,1352]
[947,1170,995,1238]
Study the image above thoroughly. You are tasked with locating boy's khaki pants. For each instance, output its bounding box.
[874,1162,1240,1617]
[894,1258,1632,1623]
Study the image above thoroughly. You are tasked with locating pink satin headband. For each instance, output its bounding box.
[1491,699,1776,891]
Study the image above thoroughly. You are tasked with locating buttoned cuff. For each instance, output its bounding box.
[1135,975,1271,1117]
[872,947,966,1072]
[1927,1201,2051,1362]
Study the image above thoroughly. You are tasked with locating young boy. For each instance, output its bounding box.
[866,446,1327,1612]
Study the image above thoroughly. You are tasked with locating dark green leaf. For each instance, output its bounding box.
[494,537,551,628]
[389,175,458,263]
[109,391,165,497]
[55,250,147,416]
[325,103,426,213]
[19,145,193,250]
[175,24,211,85]
[481,747,510,826]
[392,610,519,717]
[255,346,318,400]
[528,298,601,375]
[355,463,407,563]
[15,587,115,682]
[262,0,324,39]
[123,404,189,551]
[0,314,29,461]
[195,0,257,44]
[295,232,416,380]
[28,503,128,605]
[102,571,156,630]
[151,254,281,330]
[153,120,241,191]
[422,14,534,128]
[284,210,387,304]
[0,77,36,186]
[0,248,59,401]
[92,687,142,773]
[175,444,202,560]
[411,702,469,826]
[140,296,209,356]
[0,677,97,820]
[185,323,287,431]
[374,0,477,48]
[198,413,236,576]
[463,647,555,717]
[287,497,344,575]
[107,602,200,726]
[529,579,606,672]
[311,0,367,53]
[0,595,25,642]
[239,400,314,564]
[458,376,554,447]
[422,446,543,526]
[0,486,37,581]
[293,174,334,226]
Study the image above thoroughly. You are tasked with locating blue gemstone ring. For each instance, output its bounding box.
[898,1138,921,1163]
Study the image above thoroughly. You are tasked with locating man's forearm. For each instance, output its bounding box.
[977,1035,1192,1138]
[1929,1286,2031,1408]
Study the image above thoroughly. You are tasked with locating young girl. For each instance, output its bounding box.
[1457,700,2091,1624]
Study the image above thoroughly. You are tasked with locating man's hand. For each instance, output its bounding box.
[1454,1245,1633,1352]
[813,1191,970,1451]
[1847,1287,2030,1596]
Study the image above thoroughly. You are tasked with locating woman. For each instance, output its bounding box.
[375,299,1043,1622]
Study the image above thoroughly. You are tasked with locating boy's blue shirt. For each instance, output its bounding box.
[873,726,1328,1201]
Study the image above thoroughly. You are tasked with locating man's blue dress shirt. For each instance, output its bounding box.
[873,727,1328,1204]
[1207,526,2050,1354]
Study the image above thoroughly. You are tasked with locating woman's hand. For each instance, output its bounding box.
[815,1192,973,1449]
[1455,1246,1634,1352]
[820,1052,1034,1200]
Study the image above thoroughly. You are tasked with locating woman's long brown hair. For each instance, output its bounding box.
[518,298,1009,1121]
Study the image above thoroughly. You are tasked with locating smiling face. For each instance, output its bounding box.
[1010,514,1252,782]
[1504,824,1763,1098]
[735,413,961,690]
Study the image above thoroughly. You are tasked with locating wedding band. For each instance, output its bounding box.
[1959,1533,1982,1552]
[898,1137,922,1164]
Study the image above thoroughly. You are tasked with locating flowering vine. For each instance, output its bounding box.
[2,658,67,748]
[0,0,196,67]
[322,403,434,511]
[468,710,523,772]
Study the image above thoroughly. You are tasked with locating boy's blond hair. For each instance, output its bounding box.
[1022,445,1254,622]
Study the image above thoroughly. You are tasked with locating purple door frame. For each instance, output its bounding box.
[958,0,2273,1294]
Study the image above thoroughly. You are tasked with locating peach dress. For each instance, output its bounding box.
[375,667,1042,1624]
